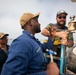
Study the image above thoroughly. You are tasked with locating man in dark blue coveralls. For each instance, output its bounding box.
[1,12,59,75]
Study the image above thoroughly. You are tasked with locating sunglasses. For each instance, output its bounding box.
[57,16,66,19]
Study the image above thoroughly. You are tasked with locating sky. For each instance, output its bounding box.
[0,0,76,41]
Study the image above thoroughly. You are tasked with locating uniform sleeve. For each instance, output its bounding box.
[38,37,53,52]
[1,39,30,75]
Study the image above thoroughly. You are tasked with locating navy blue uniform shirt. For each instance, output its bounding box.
[1,30,53,75]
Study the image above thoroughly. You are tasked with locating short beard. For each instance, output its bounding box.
[57,22,66,28]
[34,26,41,33]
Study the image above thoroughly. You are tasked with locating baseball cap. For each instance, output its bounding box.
[56,10,68,17]
[0,32,9,39]
[20,12,40,27]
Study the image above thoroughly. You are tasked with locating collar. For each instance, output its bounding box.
[23,30,36,39]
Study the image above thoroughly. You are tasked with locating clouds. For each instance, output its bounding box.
[0,0,76,41]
